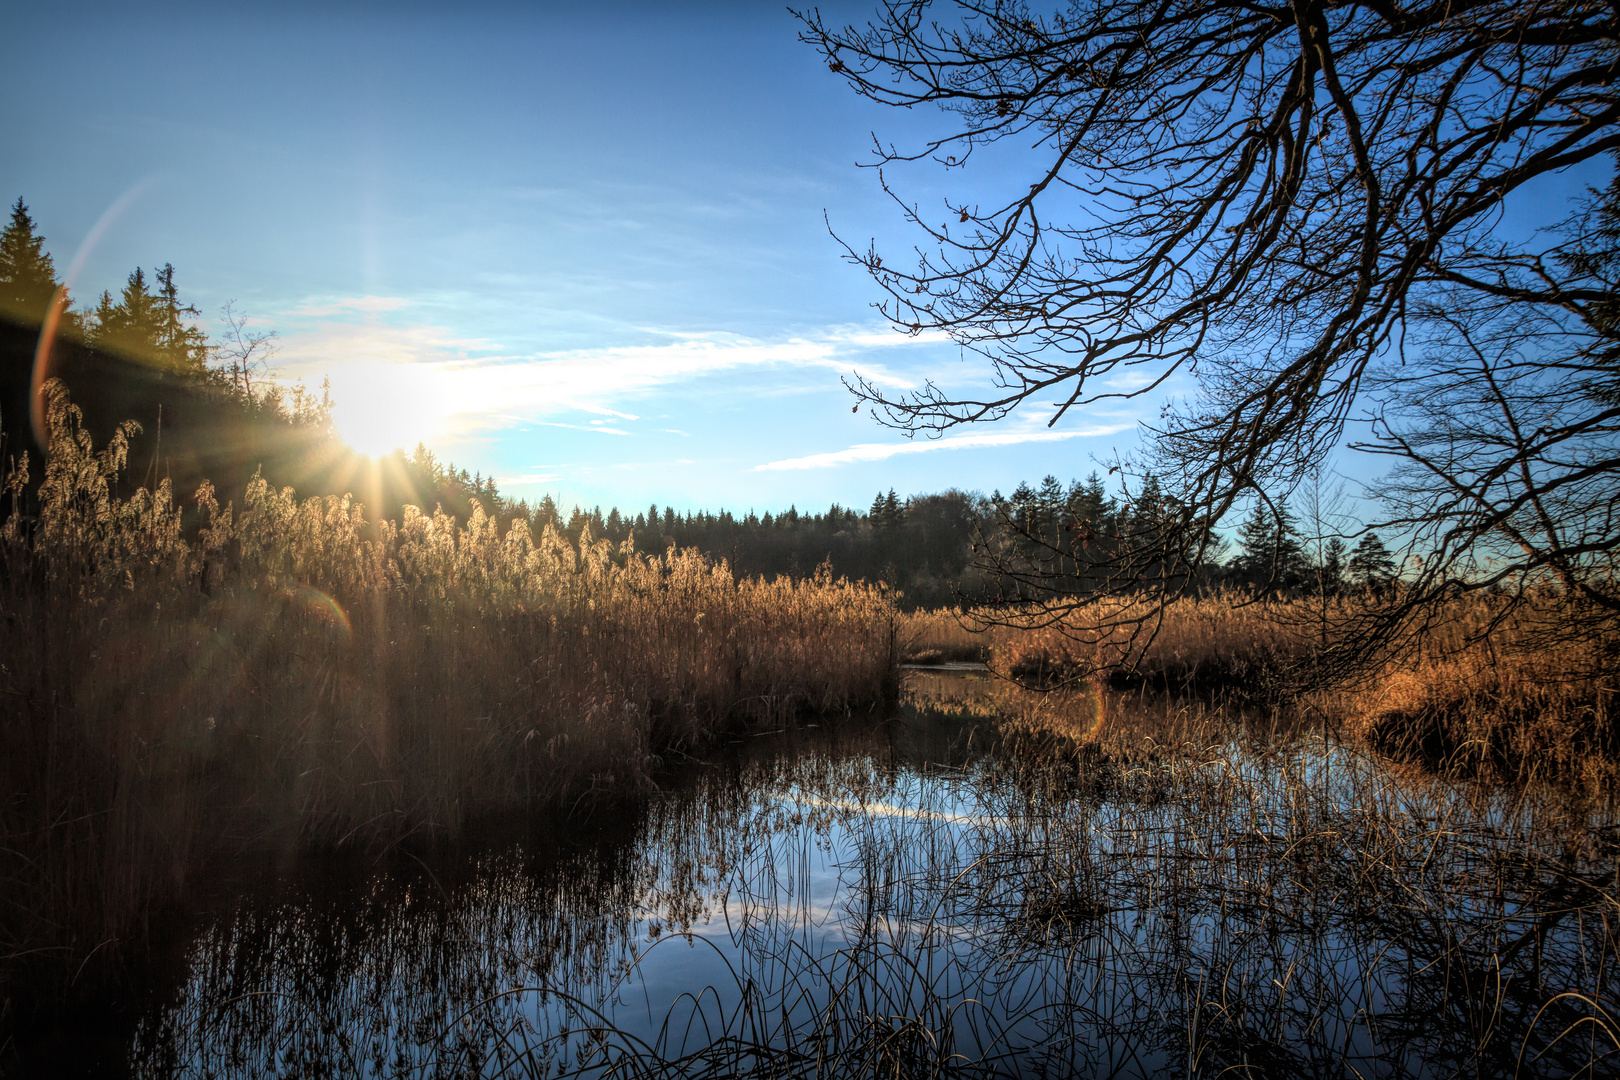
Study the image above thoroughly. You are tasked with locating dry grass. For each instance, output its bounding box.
[0,385,900,1001]
[896,607,987,664]
[1323,605,1618,785]
[945,590,1616,784]
[985,591,1308,694]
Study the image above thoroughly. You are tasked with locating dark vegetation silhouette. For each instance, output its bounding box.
[798,0,1620,684]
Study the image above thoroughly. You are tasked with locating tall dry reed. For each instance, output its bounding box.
[0,383,899,1003]
[985,591,1309,693]
[967,588,1617,783]
[896,607,988,664]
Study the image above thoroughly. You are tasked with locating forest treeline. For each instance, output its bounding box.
[1,197,1396,609]
[531,477,1399,611]
[0,199,520,530]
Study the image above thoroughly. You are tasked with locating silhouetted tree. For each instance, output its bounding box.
[1317,538,1347,599]
[1230,504,1307,596]
[0,199,62,327]
[1347,533,1398,594]
[801,0,1620,675]
[214,301,277,401]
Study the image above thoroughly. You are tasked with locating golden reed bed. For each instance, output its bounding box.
[0,386,899,993]
[904,593,1616,785]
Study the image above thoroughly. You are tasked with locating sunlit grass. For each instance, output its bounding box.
[962,591,1617,785]
[0,382,900,1002]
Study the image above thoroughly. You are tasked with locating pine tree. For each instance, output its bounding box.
[1007,479,1037,534]
[1036,474,1064,512]
[152,263,209,376]
[0,198,63,325]
[88,264,208,376]
[1317,537,1347,597]
[1347,533,1398,592]
[91,268,161,361]
[1126,474,1168,533]
[535,494,559,530]
[882,488,902,526]
[1066,472,1111,530]
[1230,502,1308,594]
[869,489,903,530]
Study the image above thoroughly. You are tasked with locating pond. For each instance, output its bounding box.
[30,669,1620,1077]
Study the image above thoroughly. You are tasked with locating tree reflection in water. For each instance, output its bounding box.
[129,683,1620,1078]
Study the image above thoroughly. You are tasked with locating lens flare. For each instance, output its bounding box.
[287,584,351,639]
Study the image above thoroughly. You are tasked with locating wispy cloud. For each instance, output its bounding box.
[268,312,949,452]
[286,295,413,318]
[535,421,632,436]
[753,424,1135,471]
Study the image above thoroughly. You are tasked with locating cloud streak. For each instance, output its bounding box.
[753,424,1135,471]
[268,312,949,451]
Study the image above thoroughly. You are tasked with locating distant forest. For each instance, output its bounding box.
[0,198,1395,610]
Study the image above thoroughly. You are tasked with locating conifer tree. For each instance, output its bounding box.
[1230,503,1307,594]
[90,268,160,361]
[1347,533,1399,593]
[0,198,63,325]
[88,264,209,376]
[1318,538,1348,598]
[882,488,902,526]
[152,264,209,376]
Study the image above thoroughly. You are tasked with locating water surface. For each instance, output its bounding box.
[97,673,1620,1077]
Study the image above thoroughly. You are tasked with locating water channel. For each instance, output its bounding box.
[37,669,1620,1077]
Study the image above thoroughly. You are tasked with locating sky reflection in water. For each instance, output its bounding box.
[129,675,1620,1078]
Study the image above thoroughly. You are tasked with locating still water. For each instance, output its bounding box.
[103,672,1620,1077]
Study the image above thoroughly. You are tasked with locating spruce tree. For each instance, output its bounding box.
[88,264,208,376]
[1318,537,1347,597]
[0,198,62,324]
[91,268,161,360]
[152,263,209,376]
[882,488,902,526]
[1231,502,1308,594]
[1066,472,1110,530]
[1347,533,1398,592]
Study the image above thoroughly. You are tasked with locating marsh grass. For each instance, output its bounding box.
[970,592,1617,784]
[986,593,1312,695]
[0,385,900,1009]
[897,609,987,666]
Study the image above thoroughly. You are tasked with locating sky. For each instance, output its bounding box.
[0,0,1159,516]
[0,1,1604,521]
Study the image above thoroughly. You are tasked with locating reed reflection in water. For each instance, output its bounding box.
[130,673,1620,1078]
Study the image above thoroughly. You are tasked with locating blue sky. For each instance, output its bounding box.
[1,2,1603,522]
[0,0,1157,515]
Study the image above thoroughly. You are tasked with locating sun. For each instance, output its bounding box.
[323,362,449,458]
